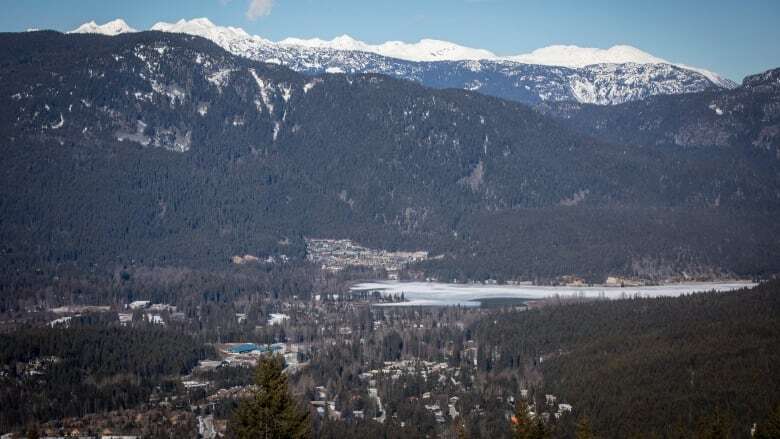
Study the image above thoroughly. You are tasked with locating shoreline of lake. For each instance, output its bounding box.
[350,280,758,307]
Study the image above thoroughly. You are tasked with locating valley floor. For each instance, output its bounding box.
[0,266,777,438]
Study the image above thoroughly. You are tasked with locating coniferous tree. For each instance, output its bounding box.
[229,355,312,439]
[25,425,39,439]
[575,416,595,439]
[529,418,549,439]
[454,416,468,439]
[695,410,734,439]
[754,405,780,439]
[513,400,533,439]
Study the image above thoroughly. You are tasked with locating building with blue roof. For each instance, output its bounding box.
[228,343,262,354]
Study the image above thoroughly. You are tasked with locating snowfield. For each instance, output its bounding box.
[350,281,757,307]
[67,18,737,97]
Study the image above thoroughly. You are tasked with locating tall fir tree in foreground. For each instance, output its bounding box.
[230,355,312,439]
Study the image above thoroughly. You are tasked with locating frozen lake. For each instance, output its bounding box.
[350,280,756,307]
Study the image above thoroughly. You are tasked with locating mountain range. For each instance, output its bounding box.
[1,29,778,282]
[65,18,736,106]
[539,67,780,154]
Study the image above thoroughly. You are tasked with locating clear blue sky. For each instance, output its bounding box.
[2,0,779,81]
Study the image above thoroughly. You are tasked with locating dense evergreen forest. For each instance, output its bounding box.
[0,258,326,314]
[1,18,779,439]
[473,280,780,437]
[0,322,212,431]
[1,31,779,281]
[0,270,777,437]
[540,67,780,153]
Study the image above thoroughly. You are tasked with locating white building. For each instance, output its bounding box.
[118,313,133,326]
[146,314,165,325]
[129,300,150,310]
[284,352,299,366]
[268,313,289,325]
[48,316,72,328]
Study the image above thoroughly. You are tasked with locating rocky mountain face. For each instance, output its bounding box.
[71,18,736,106]
[539,67,780,158]
[1,31,778,280]
[222,42,723,106]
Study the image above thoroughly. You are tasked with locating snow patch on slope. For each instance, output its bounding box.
[249,68,275,114]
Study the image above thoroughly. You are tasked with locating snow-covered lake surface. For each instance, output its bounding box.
[350,280,756,307]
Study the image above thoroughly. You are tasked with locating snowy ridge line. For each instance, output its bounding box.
[65,17,735,88]
[69,18,136,36]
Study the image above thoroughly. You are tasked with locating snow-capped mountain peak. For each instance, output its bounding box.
[507,44,666,68]
[68,18,136,36]
[279,34,363,50]
[65,17,737,99]
[279,34,497,62]
[506,44,734,88]
[150,18,269,48]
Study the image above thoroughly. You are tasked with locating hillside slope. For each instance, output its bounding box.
[474,281,780,437]
[539,67,780,156]
[1,31,778,280]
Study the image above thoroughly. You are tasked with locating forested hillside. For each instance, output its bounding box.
[1,31,779,281]
[473,281,780,437]
[540,67,780,153]
[0,322,212,431]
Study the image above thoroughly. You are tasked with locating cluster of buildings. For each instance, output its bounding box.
[125,301,182,326]
[517,391,574,422]
[13,355,60,377]
[43,301,186,329]
[310,394,341,421]
[558,275,645,287]
[175,342,304,394]
[206,385,259,402]
[360,360,465,388]
[364,359,467,424]
[47,305,112,328]
[49,305,111,314]
[231,254,289,265]
[192,342,302,369]
[422,394,461,424]
[267,313,290,325]
[305,238,428,275]
[309,385,384,423]
[356,360,470,425]
[605,276,644,287]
